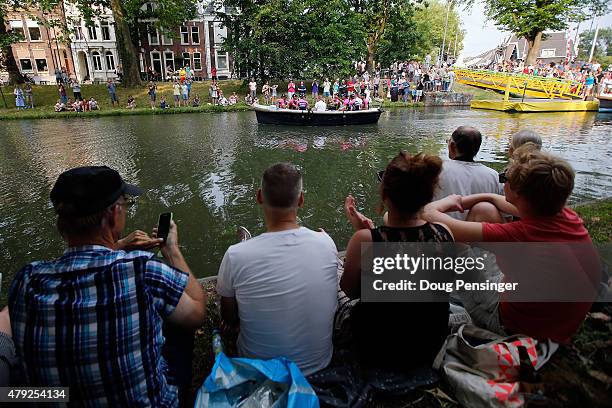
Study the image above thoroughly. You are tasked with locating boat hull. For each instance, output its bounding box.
[598,95,612,113]
[254,105,383,126]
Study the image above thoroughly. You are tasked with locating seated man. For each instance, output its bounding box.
[217,163,338,376]
[9,166,206,406]
[508,128,542,157]
[424,148,600,344]
[313,96,326,112]
[297,96,309,110]
[433,126,503,219]
[54,100,65,112]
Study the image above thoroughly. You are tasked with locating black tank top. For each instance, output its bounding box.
[350,223,453,370]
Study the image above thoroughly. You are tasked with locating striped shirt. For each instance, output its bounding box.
[9,246,188,407]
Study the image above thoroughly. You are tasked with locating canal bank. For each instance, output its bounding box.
[190,198,612,407]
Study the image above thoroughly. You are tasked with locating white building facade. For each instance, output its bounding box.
[64,2,120,83]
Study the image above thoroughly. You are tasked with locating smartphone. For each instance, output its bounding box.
[157,212,173,242]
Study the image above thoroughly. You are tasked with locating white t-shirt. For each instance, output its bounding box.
[217,227,338,375]
[314,100,327,111]
[434,159,504,220]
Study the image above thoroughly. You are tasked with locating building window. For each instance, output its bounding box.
[73,23,83,40]
[161,31,173,45]
[193,52,202,70]
[191,26,200,44]
[92,51,103,71]
[20,59,33,72]
[10,20,25,40]
[101,21,111,41]
[164,51,174,73]
[87,25,98,41]
[149,26,160,45]
[105,51,115,70]
[540,49,555,58]
[27,21,41,41]
[216,52,228,70]
[180,26,189,44]
[35,59,48,71]
[139,53,145,72]
[182,52,191,67]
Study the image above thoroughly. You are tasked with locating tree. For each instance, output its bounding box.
[216,0,365,79]
[578,27,612,64]
[477,0,610,65]
[0,3,24,84]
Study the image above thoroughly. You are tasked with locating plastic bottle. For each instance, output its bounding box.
[212,329,223,356]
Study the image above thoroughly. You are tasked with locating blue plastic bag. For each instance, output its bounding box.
[195,352,319,408]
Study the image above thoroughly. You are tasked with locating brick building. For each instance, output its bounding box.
[6,8,75,84]
[138,1,232,81]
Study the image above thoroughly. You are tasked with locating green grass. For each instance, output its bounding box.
[0,80,250,120]
[0,79,502,120]
[574,199,612,243]
[452,82,505,101]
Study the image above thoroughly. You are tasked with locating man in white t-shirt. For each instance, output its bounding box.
[434,126,503,220]
[313,96,327,112]
[217,163,338,376]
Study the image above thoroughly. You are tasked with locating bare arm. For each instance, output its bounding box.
[340,229,372,299]
[423,195,484,242]
[461,193,520,217]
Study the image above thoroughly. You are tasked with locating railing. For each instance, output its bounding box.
[454,68,583,100]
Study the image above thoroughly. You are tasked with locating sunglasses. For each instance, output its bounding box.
[498,170,508,184]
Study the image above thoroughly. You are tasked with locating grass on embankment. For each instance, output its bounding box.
[0,80,250,120]
[0,79,502,120]
[192,198,612,406]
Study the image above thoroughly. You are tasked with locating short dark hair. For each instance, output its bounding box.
[380,152,443,215]
[451,126,482,160]
[261,163,303,208]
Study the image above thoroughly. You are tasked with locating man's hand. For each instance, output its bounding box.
[152,220,181,260]
[0,307,11,337]
[116,230,163,251]
[344,195,375,231]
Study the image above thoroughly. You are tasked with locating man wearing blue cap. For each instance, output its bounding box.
[8,166,206,407]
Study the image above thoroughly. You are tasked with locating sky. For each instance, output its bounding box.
[458,1,612,59]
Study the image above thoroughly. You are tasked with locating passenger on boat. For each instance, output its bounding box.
[297,95,309,110]
[288,95,299,110]
[313,96,327,112]
[217,163,338,376]
[341,152,452,370]
[433,126,503,220]
[8,166,206,406]
[423,148,600,344]
[277,94,287,109]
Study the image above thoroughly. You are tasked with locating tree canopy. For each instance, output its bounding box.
[216,0,464,79]
[578,27,612,66]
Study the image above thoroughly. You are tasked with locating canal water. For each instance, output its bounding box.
[1,108,611,291]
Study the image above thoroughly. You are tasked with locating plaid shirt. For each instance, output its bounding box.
[9,246,188,407]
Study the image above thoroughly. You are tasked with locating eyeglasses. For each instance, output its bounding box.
[377,170,385,182]
[498,170,508,184]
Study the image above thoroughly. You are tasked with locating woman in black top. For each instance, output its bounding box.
[341,152,454,370]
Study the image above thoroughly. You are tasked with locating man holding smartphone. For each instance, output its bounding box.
[8,166,206,407]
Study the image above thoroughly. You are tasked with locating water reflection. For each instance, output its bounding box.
[0,109,610,292]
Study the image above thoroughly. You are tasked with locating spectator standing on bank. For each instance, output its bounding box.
[107,80,118,107]
[248,78,257,99]
[24,83,34,108]
[148,81,157,109]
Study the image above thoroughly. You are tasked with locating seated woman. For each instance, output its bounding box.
[127,96,136,109]
[341,152,452,370]
[192,94,201,107]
